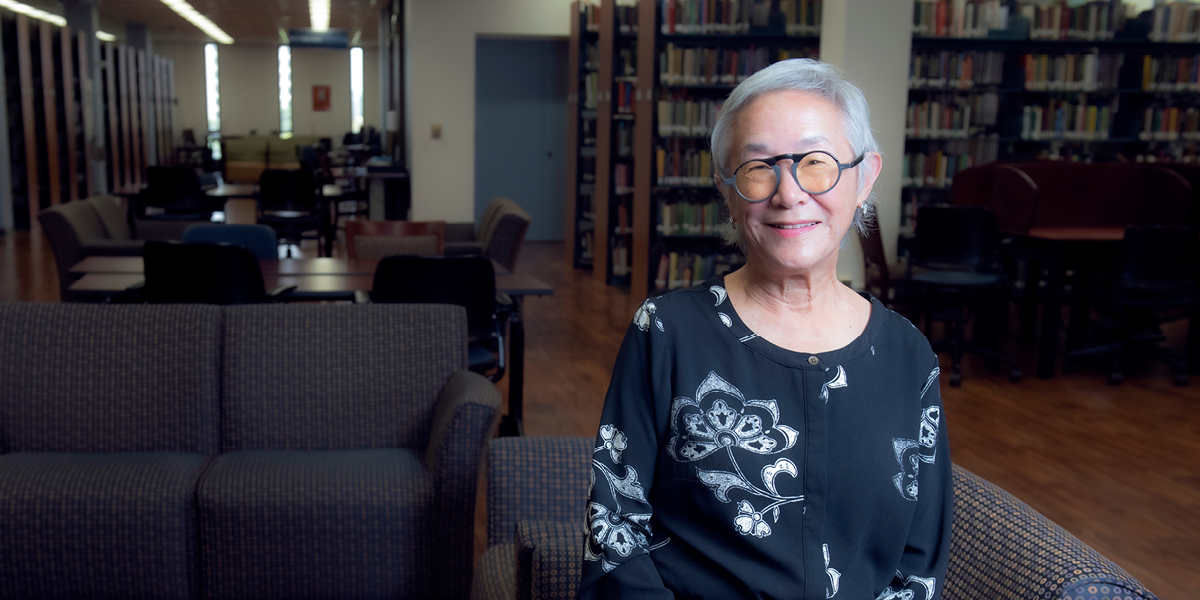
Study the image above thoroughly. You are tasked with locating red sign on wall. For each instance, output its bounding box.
[312,85,331,112]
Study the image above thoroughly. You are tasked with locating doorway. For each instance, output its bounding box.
[474,37,567,241]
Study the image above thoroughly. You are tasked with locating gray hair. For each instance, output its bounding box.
[709,58,880,249]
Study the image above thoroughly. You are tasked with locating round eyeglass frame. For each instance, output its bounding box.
[721,151,866,203]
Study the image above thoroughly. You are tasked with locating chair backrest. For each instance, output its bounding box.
[37,201,108,298]
[913,205,1000,273]
[0,303,222,454]
[219,304,468,451]
[345,220,447,259]
[258,168,318,212]
[860,227,891,301]
[183,224,279,259]
[1113,226,1199,308]
[143,240,268,305]
[476,197,511,247]
[370,255,497,339]
[145,166,209,213]
[484,200,532,273]
[83,195,133,241]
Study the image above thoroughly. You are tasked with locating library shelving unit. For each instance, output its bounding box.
[565,1,601,271]
[901,0,1200,236]
[567,0,824,298]
[640,0,821,298]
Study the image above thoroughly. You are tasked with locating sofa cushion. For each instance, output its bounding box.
[197,448,433,600]
[0,451,210,600]
[220,304,466,451]
[0,303,222,454]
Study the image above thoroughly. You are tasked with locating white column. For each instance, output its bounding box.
[822,0,914,290]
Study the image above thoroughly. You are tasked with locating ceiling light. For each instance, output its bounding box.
[309,0,330,32]
[0,0,65,26]
[159,0,233,44]
[96,31,116,41]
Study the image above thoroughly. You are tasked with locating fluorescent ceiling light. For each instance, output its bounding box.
[96,31,116,41]
[160,0,233,44]
[0,0,65,26]
[309,0,330,32]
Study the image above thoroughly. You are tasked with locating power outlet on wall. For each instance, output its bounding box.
[431,123,442,139]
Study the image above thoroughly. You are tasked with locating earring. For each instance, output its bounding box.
[730,218,737,229]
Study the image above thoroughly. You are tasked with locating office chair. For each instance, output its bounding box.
[182,224,280,259]
[1063,225,1198,386]
[139,166,224,221]
[909,205,1022,387]
[142,241,294,305]
[256,169,331,257]
[366,256,511,382]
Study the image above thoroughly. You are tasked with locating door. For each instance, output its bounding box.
[474,37,567,242]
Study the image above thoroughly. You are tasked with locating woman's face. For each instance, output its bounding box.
[720,90,879,277]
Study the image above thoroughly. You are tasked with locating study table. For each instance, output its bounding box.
[1012,226,1126,379]
[69,256,551,435]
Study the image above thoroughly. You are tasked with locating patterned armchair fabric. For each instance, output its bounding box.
[0,303,499,600]
[474,437,1160,600]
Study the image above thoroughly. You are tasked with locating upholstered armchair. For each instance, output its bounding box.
[473,437,1160,600]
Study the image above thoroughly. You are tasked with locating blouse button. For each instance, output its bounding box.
[808,356,819,365]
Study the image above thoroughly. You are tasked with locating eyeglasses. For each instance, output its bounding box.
[721,151,865,203]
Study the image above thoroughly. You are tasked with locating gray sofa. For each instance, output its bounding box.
[38,195,209,300]
[0,302,500,600]
[473,437,1160,600]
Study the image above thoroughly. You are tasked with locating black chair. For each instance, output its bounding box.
[256,169,331,257]
[365,256,511,382]
[1064,225,1198,386]
[908,205,1022,387]
[141,240,294,305]
[138,166,224,221]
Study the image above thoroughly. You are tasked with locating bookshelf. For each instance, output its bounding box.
[641,0,821,298]
[901,0,1200,238]
[565,1,600,271]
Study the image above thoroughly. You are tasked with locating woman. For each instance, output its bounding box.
[580,59,951,599]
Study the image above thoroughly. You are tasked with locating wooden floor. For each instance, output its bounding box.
[2,227,1196,599]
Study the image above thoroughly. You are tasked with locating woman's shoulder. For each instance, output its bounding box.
[631,278,727,334]
[863,296,939,365]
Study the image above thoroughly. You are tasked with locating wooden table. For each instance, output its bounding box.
[1013,226,1126,379]
[68,255,552,434]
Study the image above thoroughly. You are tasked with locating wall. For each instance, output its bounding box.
[218,44,279,136]
[407,0,572,222]
[156,41,380,145]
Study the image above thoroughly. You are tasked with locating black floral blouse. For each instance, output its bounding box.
[580,275,952,600]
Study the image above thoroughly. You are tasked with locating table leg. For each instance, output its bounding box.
[1038,244,1064,379]
[498,296,525,437]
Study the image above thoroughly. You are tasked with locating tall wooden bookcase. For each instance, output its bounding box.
[568,0,823,299]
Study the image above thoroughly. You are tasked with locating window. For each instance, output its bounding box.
[204,42,222,158]
[278,45,293,139]
[351,47,364,134]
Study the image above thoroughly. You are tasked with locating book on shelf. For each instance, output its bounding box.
[612,243,630,276]
[906,96,973,139]
[1141,55,1200,92]
[614,163,635,194]
[913,0,1010,38]
[616,0,639,34]
[1024,1,1124,41]
[1020,100,1113,141]
[582,0,600,32]
[657,96,721,137]
[615,81,637,114]
[656,139,713,186]
[1148,1,1200,42]
[909,50,1004,89]
[654,250,743,291]
[657,200,723,236]
[1139,105,1200,141]
[584,73,600,109]
[659,45,818,87]
[617,202,630,234]
[1021,52,1123,92]
[659,0,823,35]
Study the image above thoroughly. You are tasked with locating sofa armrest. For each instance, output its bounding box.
[946,465,1158,600]
[445,222,479,243]
[515,521,584,600]
[425,369,501,600]
[82,239,146,256]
